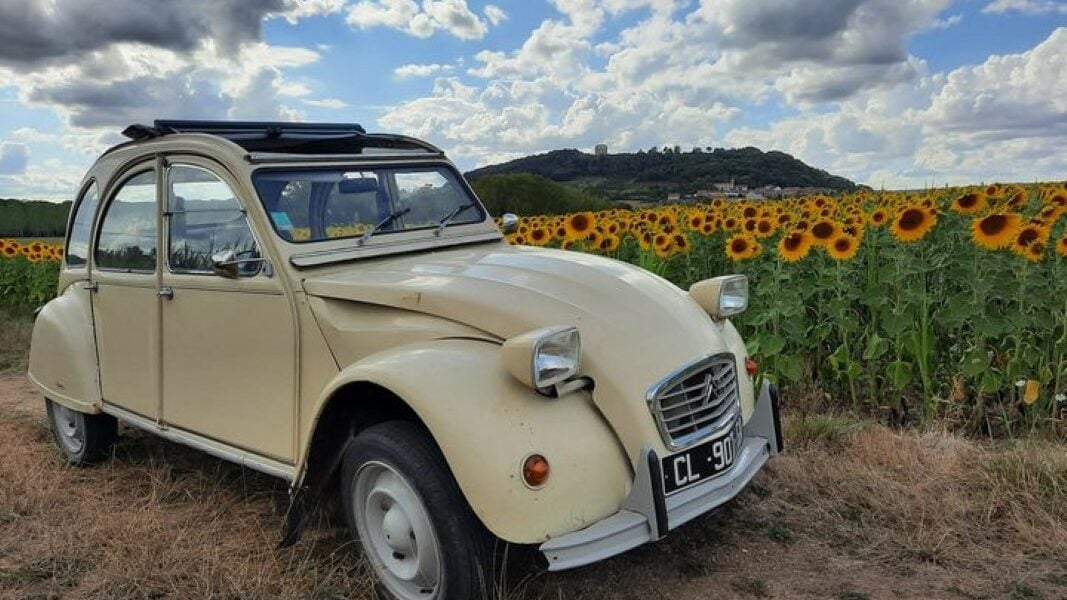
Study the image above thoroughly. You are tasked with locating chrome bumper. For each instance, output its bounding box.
[540,380,782,571]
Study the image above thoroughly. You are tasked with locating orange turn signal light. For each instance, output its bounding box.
[522,454,550,488]
[745,356,759,377]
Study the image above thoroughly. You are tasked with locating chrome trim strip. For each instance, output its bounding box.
[101,403,295,481]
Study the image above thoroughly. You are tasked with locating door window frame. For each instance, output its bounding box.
[93,163,159,275]
[163,162,264,278]
[64,178,99,271]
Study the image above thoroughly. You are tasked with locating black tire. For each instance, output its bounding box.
[45,398,117,465]
[341,421,494,600]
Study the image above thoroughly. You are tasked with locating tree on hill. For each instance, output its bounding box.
[465,147,856,194]
[0,199,71,238]
[470,173,611,216]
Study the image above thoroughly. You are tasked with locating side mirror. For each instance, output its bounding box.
[501,213,519,235]
[211,249,270,279]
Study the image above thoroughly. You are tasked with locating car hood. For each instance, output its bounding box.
[303,241,752,460]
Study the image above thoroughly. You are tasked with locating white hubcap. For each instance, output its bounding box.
[354,462,442,599]
[52,404,84,454]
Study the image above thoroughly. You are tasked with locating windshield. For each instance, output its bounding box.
[253,165,485,243]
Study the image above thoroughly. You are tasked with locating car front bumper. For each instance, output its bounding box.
[539,379,782,571]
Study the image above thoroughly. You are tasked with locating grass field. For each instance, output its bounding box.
[1,316,1065,599]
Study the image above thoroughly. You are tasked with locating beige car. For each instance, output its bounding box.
[29,120,782,600]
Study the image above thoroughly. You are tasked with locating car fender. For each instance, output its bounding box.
[27,283,101,413]
[308,338,633,544]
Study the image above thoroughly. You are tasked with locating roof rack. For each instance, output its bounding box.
[117,119,442,157]
[153,119,367,137]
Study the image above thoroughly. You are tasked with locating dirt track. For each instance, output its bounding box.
[1,372,1064,600]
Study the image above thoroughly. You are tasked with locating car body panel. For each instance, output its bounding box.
[307,338,633,543]
[302,243,757,463]
[28,283,101,413]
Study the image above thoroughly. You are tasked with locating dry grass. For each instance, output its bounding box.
[0,387,374,599]
[0,311,32,373]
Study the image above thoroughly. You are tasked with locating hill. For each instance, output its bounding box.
[470,173,610,216]
[465,147,856,200]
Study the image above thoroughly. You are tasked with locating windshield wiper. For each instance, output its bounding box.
[434,202,477,236]
[358,207,411,246]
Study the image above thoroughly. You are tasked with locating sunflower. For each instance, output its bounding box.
[890,206,936,243]
[1010,223,1050,257]
[686,212,705,231]
[700,220,716,235]
[970,213,1020,250]
[725,235,749,260]
[597,234,620,253]
[827,234,860,261]
[672,233,690,254]
[653,232,671,253]
[1056,236,1067,258]
[951,192,986,215]
[527,227,550,246]
[1022,241,1046,263]
[653,242,674,259]
[1,244,17,258]
[777,230,812,263]
[564,212,596,241]
[809,220,839,246]
[754,218,775,238]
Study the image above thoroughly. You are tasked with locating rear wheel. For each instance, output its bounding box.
[341,421,493,600]
[45,399,117,464]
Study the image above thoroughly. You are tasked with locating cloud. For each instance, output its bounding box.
[0,142,29,175]
[275,0,348,23]
[394,63,454,78]
[11,128,57,143]
[723,27,1067,187]
[983,0,1067,15]
[302,97,349,108]
[1,159,87,200]
[346,0,491,39]
[0,0,288,69]
[484,4,508,25]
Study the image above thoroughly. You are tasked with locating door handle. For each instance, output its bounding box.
[158,286,174,300]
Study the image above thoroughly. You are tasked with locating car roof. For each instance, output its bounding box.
[102,119,444,161]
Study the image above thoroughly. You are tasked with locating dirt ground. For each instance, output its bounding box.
[1,372,1065,600]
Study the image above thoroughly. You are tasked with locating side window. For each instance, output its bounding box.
[96,170,157,272]
[168,165,259,275]
[65,181,99,268]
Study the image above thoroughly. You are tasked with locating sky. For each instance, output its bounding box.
[0,0,1064,201]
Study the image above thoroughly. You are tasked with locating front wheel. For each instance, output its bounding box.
[45,399,117,464]
[341,421,493,600]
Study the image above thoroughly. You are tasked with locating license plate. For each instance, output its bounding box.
[661,420,741,495]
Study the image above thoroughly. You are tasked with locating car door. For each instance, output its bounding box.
[92,165,162,420]
[158,159,296,462]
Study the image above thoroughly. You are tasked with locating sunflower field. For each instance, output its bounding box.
[502,183,1067,437]
[0,239,63,312]
[4,184,1066,436]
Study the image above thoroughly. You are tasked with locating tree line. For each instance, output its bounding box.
[0,199,71,238]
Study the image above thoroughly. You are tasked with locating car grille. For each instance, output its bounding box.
[647,354,741,449]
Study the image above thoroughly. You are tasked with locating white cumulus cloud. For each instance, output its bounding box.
[346,0,492,39]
